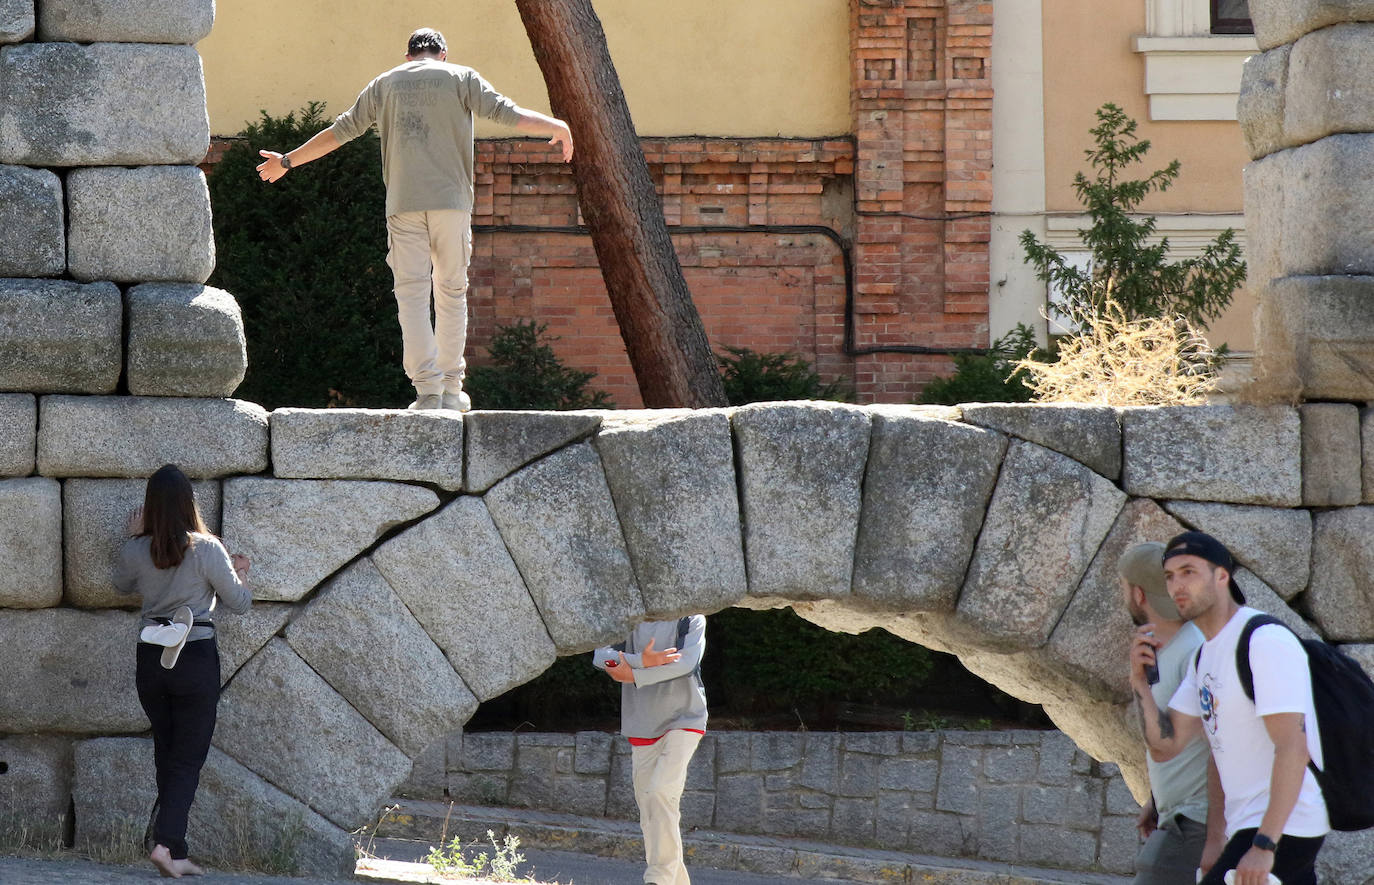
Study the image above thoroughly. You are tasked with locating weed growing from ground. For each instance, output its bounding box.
[217,806,304,875]
[425,829,528,882]
[0,807,65,858]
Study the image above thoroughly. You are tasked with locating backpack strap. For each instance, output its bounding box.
[1235,614,1289,703]
[677,615,703,681]
[1227,615,1325,782]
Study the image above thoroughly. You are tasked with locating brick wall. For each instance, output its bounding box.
[466,138,856,407]
[206,0,993,406]
[403,729,1138,876]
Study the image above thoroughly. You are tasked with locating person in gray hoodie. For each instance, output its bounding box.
[594,616,707,885]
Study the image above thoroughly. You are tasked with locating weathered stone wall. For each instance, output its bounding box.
[0,0,244,401]
[3,401,1374,881]
[1240,5,1374,400]
[417,729,1140,876]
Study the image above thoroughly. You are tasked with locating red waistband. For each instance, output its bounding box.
[628,728,705,747]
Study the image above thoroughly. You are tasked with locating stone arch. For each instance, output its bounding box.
[9,397,1341,874]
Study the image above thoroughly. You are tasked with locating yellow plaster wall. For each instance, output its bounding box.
[1041,0,1247,214]
[198,0,851,138]
[1040,0,1255,350]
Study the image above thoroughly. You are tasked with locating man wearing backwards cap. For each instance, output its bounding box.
[1128,532,1328,885]
[1118,542,1214,884]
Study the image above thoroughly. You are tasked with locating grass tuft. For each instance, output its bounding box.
[1017,301,1218,405]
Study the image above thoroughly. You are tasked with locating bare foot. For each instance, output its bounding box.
[149,844,181,878]
[172,858,204,876]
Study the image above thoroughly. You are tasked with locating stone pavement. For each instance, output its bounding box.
[0,800,1134,885]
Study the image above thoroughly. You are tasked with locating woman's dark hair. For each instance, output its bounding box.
[138,464,209,570]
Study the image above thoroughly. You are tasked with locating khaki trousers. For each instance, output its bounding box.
[385,209,472,396]
[631,730,701,885]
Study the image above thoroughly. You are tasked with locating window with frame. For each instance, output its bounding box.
[1211,0,1252,34]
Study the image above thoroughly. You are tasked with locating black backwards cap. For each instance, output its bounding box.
[1162,531,1245,604]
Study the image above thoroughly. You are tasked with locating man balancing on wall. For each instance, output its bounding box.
[1129,532,1328,885]
[257,27,573,412]
[594,616,707,885]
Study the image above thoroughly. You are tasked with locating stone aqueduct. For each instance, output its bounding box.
[5,0,1374,879]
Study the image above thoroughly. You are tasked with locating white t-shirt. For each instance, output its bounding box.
[1169,607,1329,838]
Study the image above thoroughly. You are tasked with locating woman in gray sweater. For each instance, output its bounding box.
[112,464,252,878]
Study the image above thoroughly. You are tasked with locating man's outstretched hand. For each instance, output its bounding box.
[549,122,574,163]
[257,150,289,183]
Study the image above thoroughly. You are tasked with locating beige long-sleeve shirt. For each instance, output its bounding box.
[331,58,522,217]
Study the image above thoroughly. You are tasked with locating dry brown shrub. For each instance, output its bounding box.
[1017,301,1218,405]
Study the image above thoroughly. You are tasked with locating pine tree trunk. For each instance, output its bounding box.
[516,0,727,408]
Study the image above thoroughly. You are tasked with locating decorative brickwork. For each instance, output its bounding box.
[203,0,993,406]
[466,138,854,406]
[848,0,993,401]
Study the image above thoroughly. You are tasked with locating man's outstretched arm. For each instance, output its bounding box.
[256,127,343,183]
[513,108,573,162]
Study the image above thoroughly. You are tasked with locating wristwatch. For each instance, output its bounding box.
[1252,832,1278,852]
[280,153,292,170]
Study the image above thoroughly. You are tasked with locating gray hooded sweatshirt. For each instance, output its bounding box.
[593,616,707,739]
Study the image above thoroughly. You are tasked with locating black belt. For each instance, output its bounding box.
[150,617,215,629]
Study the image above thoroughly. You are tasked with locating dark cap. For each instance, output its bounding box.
[1163,531,1245,604]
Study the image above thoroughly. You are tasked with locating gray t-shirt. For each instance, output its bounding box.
[331,59,522,216]
[113,533,251,642]
[593,616,708,739]
[1148,622,1209,823]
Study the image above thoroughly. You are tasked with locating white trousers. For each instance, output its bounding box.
[385,209,472,396]
[631,730,701,885]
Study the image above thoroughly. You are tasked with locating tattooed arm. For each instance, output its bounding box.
[1129,626,1203,761]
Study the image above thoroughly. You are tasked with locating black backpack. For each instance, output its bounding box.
[1197,614,1374,831]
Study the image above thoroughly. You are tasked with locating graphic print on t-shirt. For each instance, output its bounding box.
[1199,671,1221,747]
[398,111,430,142]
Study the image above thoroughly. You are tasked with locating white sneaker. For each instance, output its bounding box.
[408,394,443,410]
[441,391,471,412]
[161,606,194,669]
